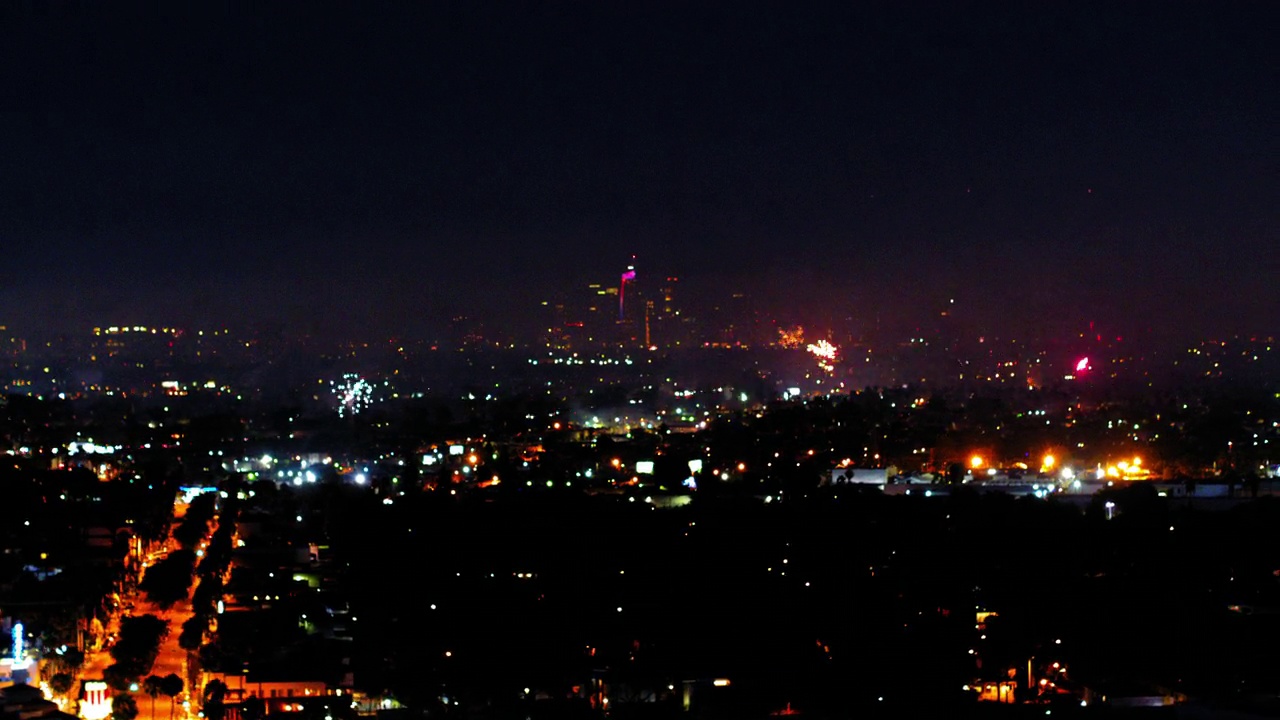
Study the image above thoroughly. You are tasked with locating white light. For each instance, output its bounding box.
[354,473,368,485]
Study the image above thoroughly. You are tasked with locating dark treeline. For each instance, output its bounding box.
[283,483,1280,717]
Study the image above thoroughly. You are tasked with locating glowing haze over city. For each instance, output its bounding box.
[2,3,1274,348]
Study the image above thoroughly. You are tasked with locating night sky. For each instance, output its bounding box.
[2,2,1274,343]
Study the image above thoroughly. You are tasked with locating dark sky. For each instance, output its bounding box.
[1,2,1274,343]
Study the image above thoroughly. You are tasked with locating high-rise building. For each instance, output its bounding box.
[615,260,643,347]
[649,276,696,349]
[551,258,689,349]
[539,299,570,349]
[659,277,679,319]
[619,262,637,323]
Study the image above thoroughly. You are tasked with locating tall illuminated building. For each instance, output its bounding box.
[619,263,636,322]
[659,277,679,319]
[649,276,694,349]
[538,299,570,349]
[614,258,645,348]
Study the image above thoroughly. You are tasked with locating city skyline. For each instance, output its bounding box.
[2,253,1269,356]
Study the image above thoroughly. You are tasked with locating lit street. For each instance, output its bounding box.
[78,530,198,720]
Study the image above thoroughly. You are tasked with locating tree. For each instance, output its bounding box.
[111,694,139,720]
[112,614,169,674]
[174,494,216,550]
[203,699,226,720]
[203,679,228,720]
[241,695,264,720]
[143,675,164,718]
[49,673,74,698]
[197,643,228,674]
[178,616,205,652]
[139,551,197,610]
[104,662,142,692]
[161,673,184,720]
[203,679,228,704]
[191,577,224,617]
[62,647,86,672]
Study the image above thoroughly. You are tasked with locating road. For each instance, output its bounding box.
[79,552,196,720]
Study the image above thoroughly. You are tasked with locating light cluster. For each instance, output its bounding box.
[331,374,375,417]
[806,339,838,373]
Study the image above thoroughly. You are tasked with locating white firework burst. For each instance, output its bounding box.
[331,374,374,417]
